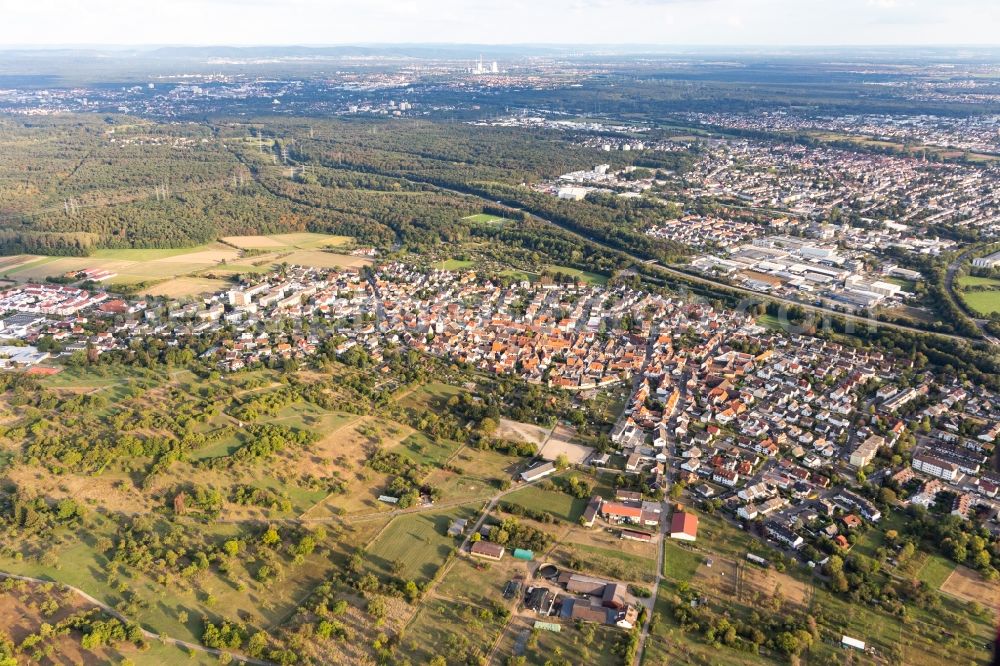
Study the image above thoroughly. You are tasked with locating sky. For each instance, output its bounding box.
[0,0,997,47]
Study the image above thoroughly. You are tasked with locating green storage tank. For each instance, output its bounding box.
[513,548,534,561]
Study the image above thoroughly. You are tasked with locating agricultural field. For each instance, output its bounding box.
[142,276,230,298]
[220,232,351,250]
[0,231,361,297]
[939,565,1000,613]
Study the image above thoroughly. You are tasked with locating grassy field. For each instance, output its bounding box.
[501,484,589,522]
[396,431,462,466]
[462,213,507,224]
[0,231,359,296]
[916,554,957,589]
[885,276,918,291]
[957,275,1000,288]
[397,381,467,416]
[961,289,1000,315]
[662,540,703,582]
[365,506,476,582]
[755,313,786,331]
[433,258,476,270]
[553,540,657,584]
[220,232,350,250]
[544,264,609,285]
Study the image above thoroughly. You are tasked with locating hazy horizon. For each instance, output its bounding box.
[1,0,998,49]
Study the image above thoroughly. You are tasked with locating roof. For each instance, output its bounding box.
[670,510,699,538]
[521,461,556,480]
[602,502,643,519]
[470,541,505,559]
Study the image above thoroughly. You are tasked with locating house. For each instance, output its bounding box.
[765,521,803,549]
[616,489,642,503]
[601,502,642,525]
[713,468,739,487]
[581,496,603,528]
[470,540,505,561]
[841,514,862,530]
[520,461,556,483]
[669,510,699,541]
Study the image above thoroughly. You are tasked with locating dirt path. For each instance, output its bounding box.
[0,571,275,665]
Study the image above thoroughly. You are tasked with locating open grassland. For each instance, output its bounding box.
[544,264,609,285]
[0,231,359,296]
[552,539,658,584]
[662,540,704,583]
[142,276,230,298]
[432,258,476,270]
[462,213,507,224]
[916,553,957,589]
[961,289,1000,315]
[365,506,476,583]
[502,484,589,522]
[397,431,462,466]
[220,232,350,250]
[957,275,1000,288]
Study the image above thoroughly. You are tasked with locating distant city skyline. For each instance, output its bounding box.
[0,0,998,48]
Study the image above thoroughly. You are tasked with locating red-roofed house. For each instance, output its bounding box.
[669,511,699,542]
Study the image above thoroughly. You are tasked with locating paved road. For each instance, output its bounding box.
[0,571,274,665]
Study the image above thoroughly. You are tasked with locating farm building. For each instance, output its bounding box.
[470,540,505,561]
[581,495,603,527]
[670,510,699,541]
[601,501,642,525]
[621,528,653,543]
[520,461,556,482]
